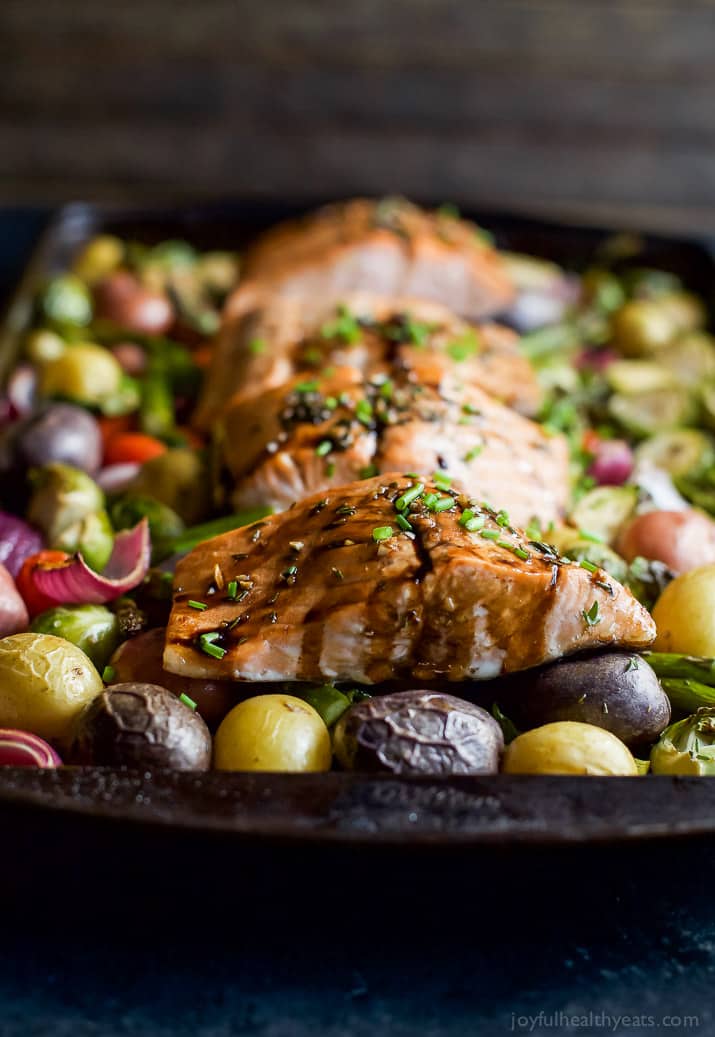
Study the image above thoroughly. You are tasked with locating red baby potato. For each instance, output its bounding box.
[616,509,715,575]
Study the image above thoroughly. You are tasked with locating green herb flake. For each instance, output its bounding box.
[315,439,333,457]
[432,471,453,491]
[179,693,197,711]
[496,510,510,528]
[188,599,208,611]
[320,304,361,344]
[295,379,319,394]
[463,445,483,463]
[249,338,266,355]
[355,399,373,425]
[432,496,456,513]
[447,328,480,363]
[480,529,500,541]
[226,580,238,600]
[372,525,394,542]
[582,601,601,627]
[579,559,598,574]
[360,464,379,479]
[199,632,227,660]
[102,665,116,683]
[578,528,605,544]
[395,483,424,511]
[396,513,413,532]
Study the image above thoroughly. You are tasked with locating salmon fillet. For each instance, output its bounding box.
[219,364,569,529]
[163,475,655,685]
[195,293,538,429]
[235,197,513,318]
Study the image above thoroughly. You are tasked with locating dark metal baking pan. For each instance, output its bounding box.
[2,199,715,851]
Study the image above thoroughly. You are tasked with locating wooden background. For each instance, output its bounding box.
[2,0,715,229]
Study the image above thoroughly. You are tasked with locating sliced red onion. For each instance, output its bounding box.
[96,462,141,495]
[7,364,37,418]
[0,729,62,767]
[0,511,44,577]
[576,347,618,372]
[587,439,634,486]
[32,518,150,605]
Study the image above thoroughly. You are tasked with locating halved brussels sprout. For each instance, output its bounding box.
[635,429,714,478]
[659,332,715,388]
[608,387,698,439]
[606,360,676,395]
[650,707,715,775]
[570,485,638,546]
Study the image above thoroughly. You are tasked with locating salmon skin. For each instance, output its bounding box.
[219,361,569,529]
[195,292,534,430]
[164,475,655,686]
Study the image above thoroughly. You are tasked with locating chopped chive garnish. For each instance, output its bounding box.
[462,403,481,416]
[249,337,266,355]
[480,529,500,541]
[199,632,227,659]
[372,525,394,542]
[510,546,531,561]
[295,379,319,393]
[102,665,115,683]
[331,567,344,580]
[326,461,336,477]
[496,510,510,527]
[315,440,332,457]
[431,496,456,513]
[226,580,238,600]
[580,559,598,573]
[395,483,424,511]
[396,513,413,531]
[432,471,453,491]
[283,565,298,577]
[460,509,486,533]
[379,379,394,399]
[447,328,480,362]
[463,445,483,462]
[188,600,208,611]
[179,693,197,711]
[325,395,338,410]
[355,399,373,425]
[360,464,379,479]
[320,304,361,343]
[578,528,605,544]
[582,601,601,627]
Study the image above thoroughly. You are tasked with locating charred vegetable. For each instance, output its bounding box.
[495,652,670,747]
[333,690,503,775]
[71,683,211,770]
[0,404,102,481]
[0,632,103,743]
[31,604,119,670]
[650,708,715,775]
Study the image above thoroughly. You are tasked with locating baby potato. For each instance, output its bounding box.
[0,632,103,743]
[653,564,715,655]
[617,509,715,575]
[503,721,638,776]
[214,694,331,772]
[40,343,123,406]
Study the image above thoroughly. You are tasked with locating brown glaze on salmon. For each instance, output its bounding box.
[235,198,513,318]
[195,293,538,429]
[219,364,569,528]
[163,475,655,685]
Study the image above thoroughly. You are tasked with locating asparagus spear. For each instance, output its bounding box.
[643,652,715,686]
[660,678,715,714]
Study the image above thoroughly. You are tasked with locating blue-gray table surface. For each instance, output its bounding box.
[2,208,714,1037]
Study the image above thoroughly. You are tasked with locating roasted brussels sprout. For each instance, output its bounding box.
[70,683,211,770]
[608,387,697,440]
[125,448,210,524]
[0,632,103,743]
[37,274,93,328]
[108,627,239,730]
[110,494,184,560]
[611,293,705,357]
[634,429,714,478]
[333,690,504,775]
[53,509,114,572]
[27,463,104,545]
[495,652,670,747]
[214,694,331,772]
[569,485,638,546]
[650,708,715,775]
[503,721,638,775]
[31,604,119,670]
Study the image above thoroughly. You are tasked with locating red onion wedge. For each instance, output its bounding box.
[0,730,62,767]
[32,519,150,605]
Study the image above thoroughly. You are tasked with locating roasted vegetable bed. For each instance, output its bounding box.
[2,200,715,783]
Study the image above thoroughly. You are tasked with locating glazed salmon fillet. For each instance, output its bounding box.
[234,197,513,318]
[195,293,538,429]
[219,364,568,529]
[163,475,655,685]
